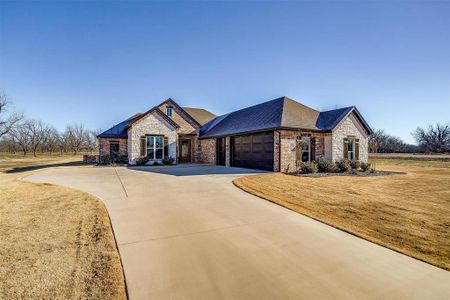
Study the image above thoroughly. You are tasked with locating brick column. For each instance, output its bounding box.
[225,137,230,167]
[273,131,280,172]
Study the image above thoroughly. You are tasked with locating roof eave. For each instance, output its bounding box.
[97,135,128,139]
[352,107,373,135]
[199,126,330,139]
[331,107,372,136]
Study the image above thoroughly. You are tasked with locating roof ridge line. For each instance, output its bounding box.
[213,96,286,118]
[280,96,287,124]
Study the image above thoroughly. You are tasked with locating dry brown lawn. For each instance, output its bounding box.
[233,158,450,271]
[0,154,126,299]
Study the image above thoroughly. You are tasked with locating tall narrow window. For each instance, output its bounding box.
[301,136,311,162]
[346,137,355,160]
[166,107,173,118]
[146,136,164,160]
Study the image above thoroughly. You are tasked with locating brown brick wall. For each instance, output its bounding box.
[99,138,128,156]
[195,138,216,164]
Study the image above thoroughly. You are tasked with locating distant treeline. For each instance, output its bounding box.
[369,123,449,153]
[0,93,99,156]
[1,92,448,156]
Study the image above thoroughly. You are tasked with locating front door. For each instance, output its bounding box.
[179,139,191,163]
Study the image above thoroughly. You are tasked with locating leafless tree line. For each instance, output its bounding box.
[0,93,99,156]
[369,123,450,153]
[368,129,418,153]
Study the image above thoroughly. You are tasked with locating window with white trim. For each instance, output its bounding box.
[301,136,311,162]
[146,136,164,160]
[166,107,173,118]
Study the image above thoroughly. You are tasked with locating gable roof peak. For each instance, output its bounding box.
[159,97,177,106]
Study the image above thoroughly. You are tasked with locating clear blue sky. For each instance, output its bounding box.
[1,1,449,143]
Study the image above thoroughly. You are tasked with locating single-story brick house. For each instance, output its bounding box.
[98,97,372,172]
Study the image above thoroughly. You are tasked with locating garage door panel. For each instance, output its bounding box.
[232,132,274,171]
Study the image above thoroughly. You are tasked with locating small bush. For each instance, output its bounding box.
[360,162,371,172]
[135,156,149,166]
[152,161,161,166]
[162,156,175,165]
[99,154,111,165]
[317,157,337,173]
[335,159,352,173]
[350,160,361,170]
[298,161,318,174]
[110,152,128,164]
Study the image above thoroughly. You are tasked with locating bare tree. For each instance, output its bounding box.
[413,123,450,153]
[0,93,23,138]
[10,121,32,156]
[57,131,69,154]
[64,123,89,155]
[86,129,101,153]
[369,129,385,153]
[44,126,61,154]
[27,119,52,157]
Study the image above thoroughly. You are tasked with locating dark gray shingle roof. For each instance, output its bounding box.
[199,97,284,138]
[98,114,142,138]
[98,97,371,139]
[199,97,371,138]
[315,106,354,131]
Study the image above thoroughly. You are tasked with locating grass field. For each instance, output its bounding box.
[0,154,126,299]
[233,158,450,271]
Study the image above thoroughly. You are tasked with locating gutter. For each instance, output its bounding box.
[199,126,328,140]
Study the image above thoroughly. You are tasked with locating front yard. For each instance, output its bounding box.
[0,154,126,299]
[233,158,450,271]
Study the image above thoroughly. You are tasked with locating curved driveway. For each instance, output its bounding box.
[27,165,450,299]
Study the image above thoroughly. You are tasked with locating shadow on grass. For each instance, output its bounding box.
[129,164,267,177]
[4,161,88,174]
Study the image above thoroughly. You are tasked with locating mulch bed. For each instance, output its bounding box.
[294,170,406,177]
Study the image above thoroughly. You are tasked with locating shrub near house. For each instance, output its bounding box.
[298,158,372,175]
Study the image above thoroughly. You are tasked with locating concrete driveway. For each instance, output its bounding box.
[27,165,450,299]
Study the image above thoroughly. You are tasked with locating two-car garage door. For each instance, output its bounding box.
[231,132,274,171]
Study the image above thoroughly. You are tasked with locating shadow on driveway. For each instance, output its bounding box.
[4,161,88,174]
[128,164,267,176]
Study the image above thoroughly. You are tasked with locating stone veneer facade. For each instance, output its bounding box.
[125,101,217,165]
[158,102,198,134]
[274,130,329,173]
[127,112,178,164]
[225,137,231,167]
[331,112,369,163]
